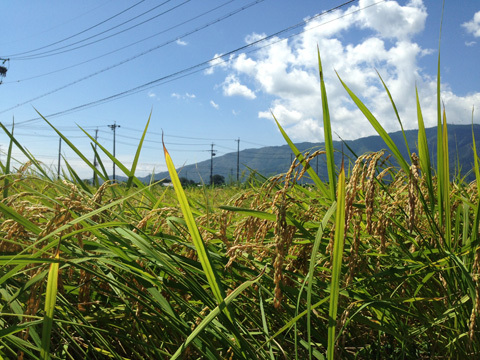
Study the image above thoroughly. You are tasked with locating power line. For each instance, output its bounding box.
[13,1,188,60]
[0,1,115,46]
[3,0,148,58]
[6,0,368,126]
[0,0,264,113]
[2,0,236,84]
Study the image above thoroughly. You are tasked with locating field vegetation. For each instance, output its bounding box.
[1,45,480,359]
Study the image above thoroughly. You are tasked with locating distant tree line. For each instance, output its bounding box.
[158,175,225,187]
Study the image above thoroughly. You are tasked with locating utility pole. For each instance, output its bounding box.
[209,143,216,185]
[235,138,240,182]
[108,122,120,182]
[92,128,99,184]
[57,137,62,180]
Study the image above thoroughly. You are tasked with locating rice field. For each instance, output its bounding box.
[1,48,480,359]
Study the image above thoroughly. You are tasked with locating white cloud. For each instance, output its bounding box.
[233,53,257,76]
[217,0,479,142]
[463,11,480,37]
[171,92,196,100]
[465,41,477,47]
[148,92,156,98]
[204,53,230,75]
[245,32,268,45]
[210,100,219,109]
[222,74,256,99]
[355,0,427,40]
[176,38,188,46]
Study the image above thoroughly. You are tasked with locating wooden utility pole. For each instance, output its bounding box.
[209,143,216,185]
[108,122,120,182]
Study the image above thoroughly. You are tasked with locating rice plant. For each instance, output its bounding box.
[0,42,479,359]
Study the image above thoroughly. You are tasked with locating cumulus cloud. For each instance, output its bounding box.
[214,0,480,142]
[355,0,427,40]
[463,11,480,37]
[148,91,156,98]
[210,100,219,109]
[222,74,256,99]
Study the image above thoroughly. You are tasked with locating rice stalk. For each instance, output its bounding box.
[40,248,60,360]
[327,161,346,360]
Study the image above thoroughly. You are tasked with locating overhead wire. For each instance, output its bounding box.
[0,0,265,114]
[3,0,147,58]
[13,0,188,60]
[3,0,236,84]
[121,126,240,141]
[1,0,385,183]
[0,1,115,46]
[6,0,365,126]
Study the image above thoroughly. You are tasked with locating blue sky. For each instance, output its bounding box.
[1,0,479,179]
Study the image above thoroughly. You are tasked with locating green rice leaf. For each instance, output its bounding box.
[0,121,50,179]
[259,287,275,360]
[40,250,60,360]
[307,202,336,359]
[127,112,151,189]
[436,3,445,229]
[0,320,43,338]
[318,47,336,199]
[376,70,411,158]
[442,110,451,247]
[63,157,92,194]
[170,267,265,360]
[416,87,434,211]
[471,112,480,245]
[272,114,330,200]
[0,202,42,235]
[162,137,226,308]
[336,72,410,174]
[3,120,14,199]
[327,163,346,360]
[37,111,105,182]
[219,205,277,221]
[78,125,156,203]
[90,142,109,184]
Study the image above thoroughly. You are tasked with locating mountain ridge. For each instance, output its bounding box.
[133,124,480,184]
